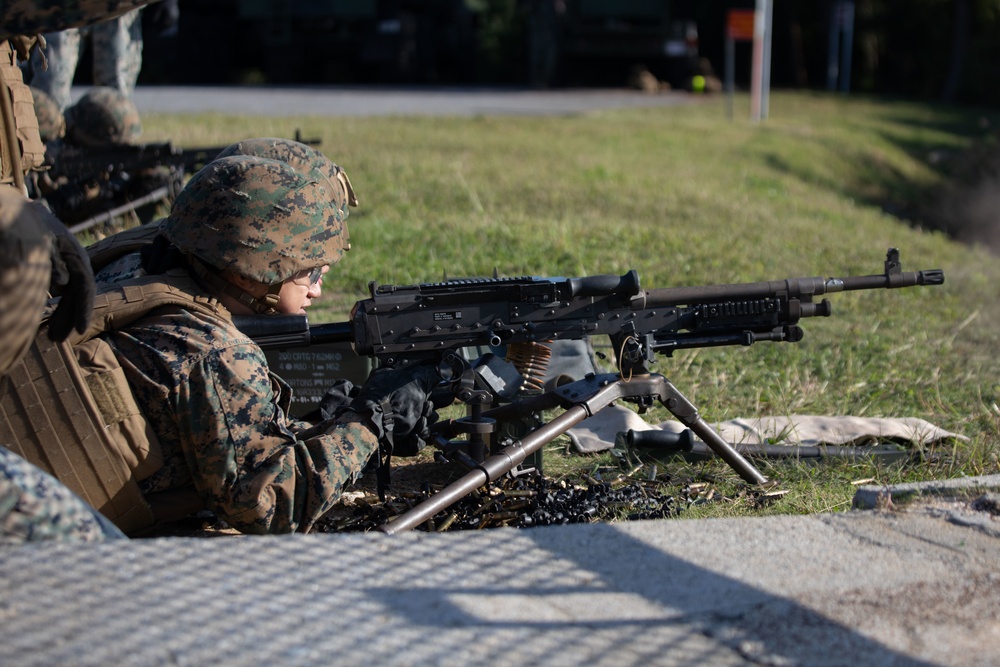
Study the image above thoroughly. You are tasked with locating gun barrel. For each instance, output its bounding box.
[233,315,352,350]
[640,277,831,308]
[308,321,354,345]
[639,268,943,308]
[837,268,944,291]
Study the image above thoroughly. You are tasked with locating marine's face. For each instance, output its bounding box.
[275,265,329,314]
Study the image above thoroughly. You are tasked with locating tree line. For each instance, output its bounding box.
[694,0,999,106]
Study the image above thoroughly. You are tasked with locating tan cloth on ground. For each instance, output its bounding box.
[566,405,967,454]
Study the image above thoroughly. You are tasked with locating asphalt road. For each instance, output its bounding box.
[124,84,697,117]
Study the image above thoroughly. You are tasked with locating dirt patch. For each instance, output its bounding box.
[914,135,1000,253]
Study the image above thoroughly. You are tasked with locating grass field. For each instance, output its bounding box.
[133,90,1000,520]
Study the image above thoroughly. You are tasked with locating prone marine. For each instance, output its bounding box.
[14,151,442,536]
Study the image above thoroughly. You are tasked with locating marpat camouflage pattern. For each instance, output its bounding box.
[0,446,126,543]
[162,155,351,285]
[0,1,150,40]
[28,9,144,111]
[104,299,380,534]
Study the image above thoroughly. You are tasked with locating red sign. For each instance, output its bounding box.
[727,9,755,41]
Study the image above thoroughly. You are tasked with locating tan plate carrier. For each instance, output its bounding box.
[0,271,230,534]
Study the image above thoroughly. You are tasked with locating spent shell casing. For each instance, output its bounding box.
[437,512,459,532]
[502,500,533,512]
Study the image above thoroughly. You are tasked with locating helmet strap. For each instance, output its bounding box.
[187,256,281,315]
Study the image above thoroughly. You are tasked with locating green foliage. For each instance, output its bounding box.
[467,0,525,83]
[138,90,1000,518]
[852,0,1000,104]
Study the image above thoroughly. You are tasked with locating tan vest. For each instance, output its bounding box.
[1,39,46,193]
[0,272,232,534]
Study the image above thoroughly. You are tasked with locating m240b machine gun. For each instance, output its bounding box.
[235,248,944,533]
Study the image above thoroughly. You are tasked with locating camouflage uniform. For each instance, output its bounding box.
[0,446,126,544]
[93,246,143,283]
[27,8,144,112]
[0,0,151,546]
[102,156,380,534]
[0,2,150,41]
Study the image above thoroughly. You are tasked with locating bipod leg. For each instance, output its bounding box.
[383,373,651,534]
[657,378,770,486]
[380,402,594,535]
[381,373,770,534]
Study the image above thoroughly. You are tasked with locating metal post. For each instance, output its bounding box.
[838,1,855,93]
[750,0,770,122]
[826,1,840,90]
[725,34,735,120]
[760,0,774,119]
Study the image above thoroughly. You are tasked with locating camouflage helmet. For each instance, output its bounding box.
[214,137,358,254]
[29,87,65,142]
[0,189,54,376]
[64,86,142,147]
[215,137,358,209]
[161,155,351,287]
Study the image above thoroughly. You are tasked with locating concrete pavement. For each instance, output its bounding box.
[122,84,697,117]
[1,476,998,667]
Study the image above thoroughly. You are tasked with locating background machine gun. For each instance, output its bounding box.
[40,131,321,234]
[236,248,944,533]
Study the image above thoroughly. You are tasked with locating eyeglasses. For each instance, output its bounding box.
[306,266,324,285]
[291,266,325,287]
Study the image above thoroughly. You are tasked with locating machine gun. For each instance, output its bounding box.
[40,131,322,233]
[234,248,944,533]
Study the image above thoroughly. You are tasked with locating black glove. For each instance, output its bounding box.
[47,230,96,341]
[300,379,359,422]
[347,362,442,457]
[43,219,95,342]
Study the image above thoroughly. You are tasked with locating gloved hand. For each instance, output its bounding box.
[302,379,358,422]
[42,216,95,342]
[347,362,442,457]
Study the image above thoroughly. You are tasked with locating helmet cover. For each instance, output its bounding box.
[64,86,142,147]
[215,136,358,209]
[161,155,350,285]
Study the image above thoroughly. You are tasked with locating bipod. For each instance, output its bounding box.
[379,372,770,535]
